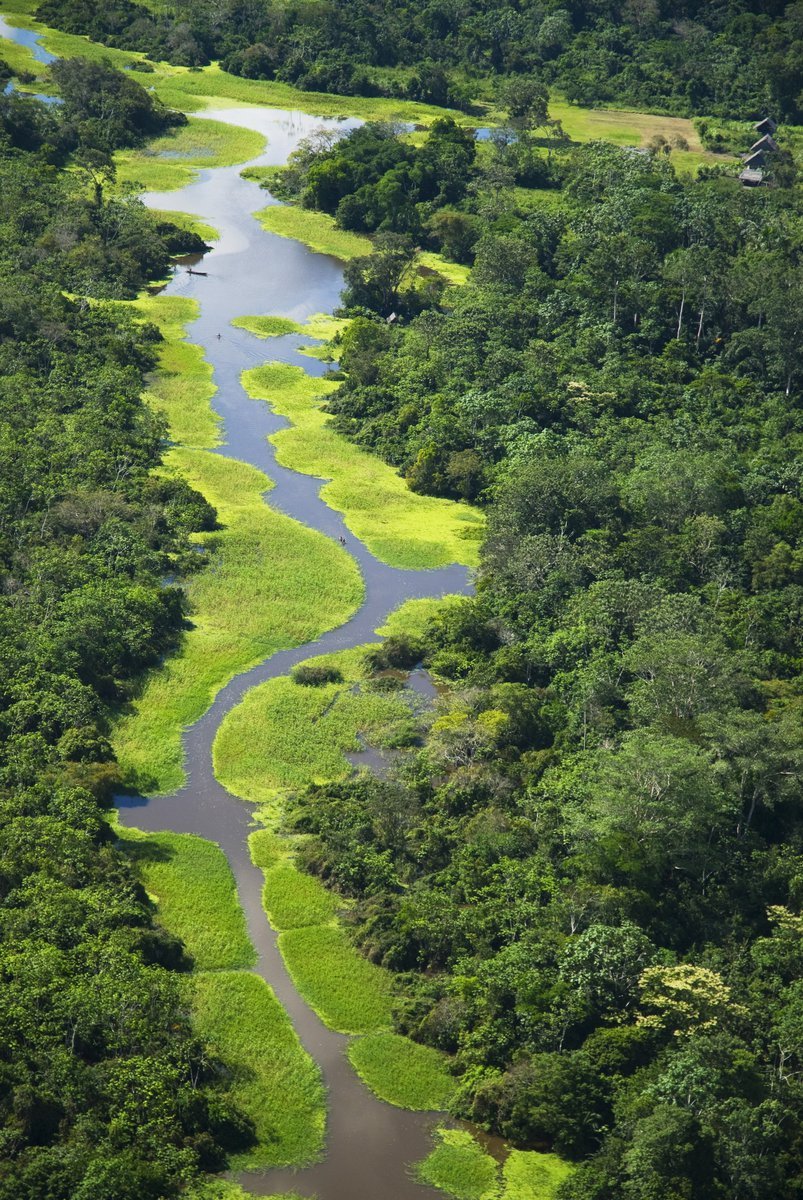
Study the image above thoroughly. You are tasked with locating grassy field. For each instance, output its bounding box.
[116,116,265,191]
[111,296,362,794]
[233,314,303,338]
[131,294,219,447]
[256,204,373,260]
[113,445,362,793]
[348,1032,456,1111]
[502,1151,574,1200]
[118,827,255,970]
[418,1130,574,1200]
[278,924,394,1034]
[232,312,347,344]
[192,971,326,1168]
[418,251,472,286]
[152,208,220,243]
[419,1129,501,1200]
[213,643,413,803]
[256,202,471,286]
[115,817,326,1171]
[262,863,340,929]
[242,361,482,568]
[0,27,45,78]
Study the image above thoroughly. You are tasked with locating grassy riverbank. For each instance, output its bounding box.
[116,116,265,191]
[193,971,325,1168]
[111,295,362,794]
[118,822,326,1168]
[152,209,221,244]
[242,361,482,568]
[419,1130,574,1200]
[118,827,255,970]
[213,644,414,803]
[256,205,373,260]
[348,1033,455,1110]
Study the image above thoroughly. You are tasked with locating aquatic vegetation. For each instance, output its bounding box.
[347,1033,456,1111]
[256,204,373,260]
[152,208,220,243]
[192,971,326,1168]
[278,924,393,1034]
[118,827,255,970]
[418,1130,501,1200]
[116,116,266,191]
[112,296,362,794]
[242,361,483,568]
[417,1131,573,1200]
[213,644,412,804]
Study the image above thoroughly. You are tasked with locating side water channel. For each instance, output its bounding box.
[119,105,473,1200]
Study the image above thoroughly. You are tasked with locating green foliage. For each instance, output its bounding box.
[418,1129,500,1200]
[32,0,803,122]
[118,827,256,970]
[348,1032,456,1110]
[279,925,393,1034]
[192,972,325,1168]
[241,360,482,568]
[0,103,254,1196]
[111,299,362,794]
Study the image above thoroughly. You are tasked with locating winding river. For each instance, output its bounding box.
[118,108,473,1198]
[0,10,480,1184]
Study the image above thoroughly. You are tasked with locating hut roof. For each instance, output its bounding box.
[739,167,765,186]
[741,151,765,169]
[750,134,779,153]
[754,117,777,135]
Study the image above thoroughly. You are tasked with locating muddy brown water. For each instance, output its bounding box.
[106,105,480,1197]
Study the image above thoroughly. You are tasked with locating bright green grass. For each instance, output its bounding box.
[0,29,43,77]
[255,202,469,285]
[233,314,302,338]
[242,362,483,568]
[152,208,220,243]
[418,1131,574,1200]
[278,923,394,1034]
[118,827,254,970]
[192,971,325,1168]
[418,251,471,286]
[502,1150,574,1200]
[113,446,362,793]
[249,827,284,869]
[377,593,464,640]
[419,1129,501,1200]
[256,204,373,260]
[146,61,478,125]
[232,312,347,344]
[213,644,411,804]
[131,294,220,447]
[111,297,362,794]
[348,1032,456,1111]
[214,593,457,805]
[262,864,340,930]
[116,117,265,191]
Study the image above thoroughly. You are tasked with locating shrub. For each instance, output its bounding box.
[292,663,344,686]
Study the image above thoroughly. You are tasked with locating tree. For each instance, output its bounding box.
[341,234,417,316]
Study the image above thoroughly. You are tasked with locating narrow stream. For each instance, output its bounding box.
[111,107,474,1198]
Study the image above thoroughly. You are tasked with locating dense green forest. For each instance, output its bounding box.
[35,0,803,119]
[3,5,803,1197]
[275,120,803,1197]
[0,67,249,1199]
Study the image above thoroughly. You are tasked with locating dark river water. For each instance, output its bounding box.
[114,106,476,1198]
